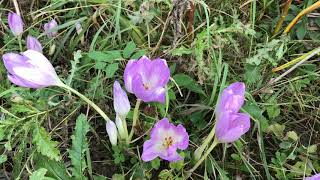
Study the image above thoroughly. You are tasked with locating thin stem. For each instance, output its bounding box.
[58,83,110,122]
[186,137,219,178]
[18,36,23,52]
[12,0,21,16]
[272,0,292,36]
[128,99,142,142]
[122,118,129,139]
[194,125,216,161]
[284,1,320,34]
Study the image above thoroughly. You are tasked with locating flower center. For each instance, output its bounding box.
[143,83,150,90]
[163,136,173,148]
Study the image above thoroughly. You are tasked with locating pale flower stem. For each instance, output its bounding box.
[122,118,129,140]
[128,99,142,142]
[18,36,23,52]
[194,124,216,161]
[12,0,21,16]
[186,137,219,178]
[58,83,110,122]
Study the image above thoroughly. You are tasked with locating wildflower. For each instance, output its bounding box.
[26,36,43,53]
[106,120,118,146]
[44,19,58,38]
[141,118,189,162]
[124,56,170,103]
[113,81,130,118]
[2,50,61,88]
[216,82,245,116]
[305,174,320,180]
[215,82,250,143]
[8,12,23,36]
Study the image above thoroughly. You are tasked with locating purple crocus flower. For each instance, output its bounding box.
[2,50,61,88]
[305,174,320,180]
[44,19,58,38]
[113,81,130,118]
[141,118,189,162]
[26,36,43,53]
[8,12,23,36]
[216,82,245,116]
[215,82,250,143]
[124,56,170,103]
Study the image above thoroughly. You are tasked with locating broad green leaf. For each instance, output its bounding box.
[266,123,285,138]
[266,101,281,119]
[105,63,119,78]
[286,131,298,141]
[173,74,205,95]
[34,153,70,180]
[88,51,112,62]
[131,50,146,59]
[151,158,160,170]
[244,64,262,84]
[30,168,55,180]
[68,114,90,179]
[88,51,121,63]
[296,22,307,40]
[94,61,106,70]
[32,125,61,161]
[123,41,136,58]
[307,145,317,153]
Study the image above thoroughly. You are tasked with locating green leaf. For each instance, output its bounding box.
[34,153,70,180]
[286,131,299,141]
[158,169,174,180]
[30,168,55,180]
[94,61,106,70]
[0,154,7,164]
[88,51,112,62]
[32,125,61,161]
[151,158,160,170]
[266,99,281,119]
[173,74,205,95]
[307,145,317,153]
[131,50,146,59]
[105,63,119,78]
[296,22,307,40]
[67,50,82,86]
[171,46,192,56]
[68,114,90,179]
[266,123,285,138]
[123,41,136,58]
[244,64,262,84]
[279,141,292,149]
[243,103,268,132]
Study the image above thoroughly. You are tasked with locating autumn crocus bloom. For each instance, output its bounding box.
[215,82,250,143]
[305,174,320,180]
[8,12,23,36]
[124,56,170,103]
[141,118,189,162]
[216,82,245,116]
[44,19,58,38]
[113,81,130,118]
[26,36,43,53]
[106,120,118,146]
[2,50,61,88]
